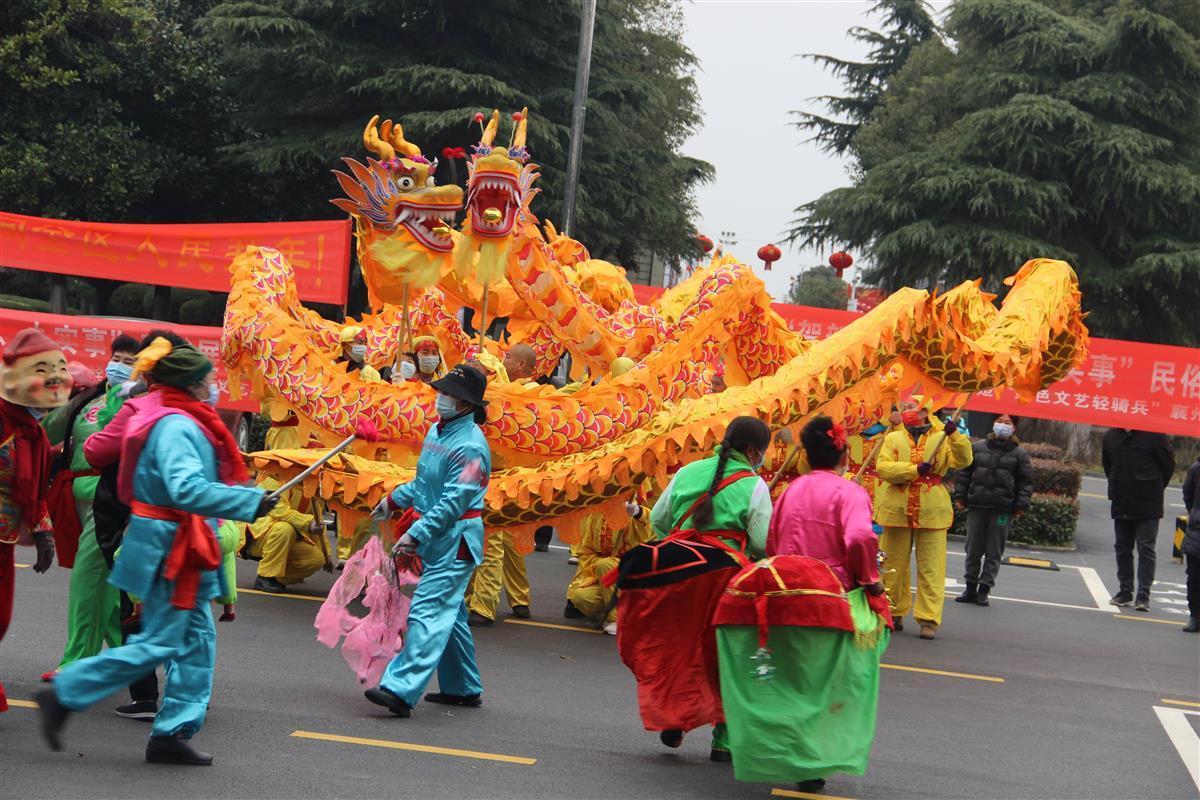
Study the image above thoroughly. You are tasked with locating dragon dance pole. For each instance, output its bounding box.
[853,426,895,484]
[561,0,597,236]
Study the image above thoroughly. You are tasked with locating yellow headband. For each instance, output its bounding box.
[133,336,173,377]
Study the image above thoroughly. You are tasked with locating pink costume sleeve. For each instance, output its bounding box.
[840,483,880,587]
[766,486,789,556]
[83,400,136,468]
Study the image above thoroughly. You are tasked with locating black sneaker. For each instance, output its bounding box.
[1109,592,1134,607]
[659,729,684,748]
[467,610,494,627]
[424,692,482,707]
[115,701,157,721]
[254,576,286,594]
[364,687,412,717]
[1134,596,1150,612]
[145,733,213,765]
[564,601,584,619]
[975,585,991,606]
[510,605,531,619]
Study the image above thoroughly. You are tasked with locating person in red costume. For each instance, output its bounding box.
[0,328,74,712]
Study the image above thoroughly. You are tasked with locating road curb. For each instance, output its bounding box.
[946,533,1077,553]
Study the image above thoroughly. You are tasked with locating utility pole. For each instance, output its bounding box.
[561,0,597,237]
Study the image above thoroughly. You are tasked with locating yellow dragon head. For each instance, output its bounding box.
[463,108,539,240]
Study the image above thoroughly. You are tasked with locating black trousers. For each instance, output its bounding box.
[1187,554,1200,619]
[1114,518,1159,598]
[120,591,160,704]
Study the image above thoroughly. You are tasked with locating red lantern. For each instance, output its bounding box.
[829,250,853,278]
[757,243,782,271]
[473,112,485,123]
[696,234,714,254]
[511,111,523,121]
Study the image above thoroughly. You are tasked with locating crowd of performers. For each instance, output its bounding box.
[1,322,996,793]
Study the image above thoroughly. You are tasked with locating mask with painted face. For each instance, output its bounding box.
[435,392,460,419]
[993,422,1014,439]
[0,328,72,409]
[418,354,440,374]
[399,360,417,380]
[105,361,133,387]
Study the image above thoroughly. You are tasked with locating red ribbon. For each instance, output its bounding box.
[441,147,467,160]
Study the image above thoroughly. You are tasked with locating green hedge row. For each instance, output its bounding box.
[1030,457,1082,497]
[952,493,1080,547]
[1023,442,1066,461]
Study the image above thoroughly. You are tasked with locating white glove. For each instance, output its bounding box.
[624,501,641,518]
[391,533,418,557]
[371,496,393,522]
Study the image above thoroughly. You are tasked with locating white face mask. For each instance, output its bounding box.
[399,361,417,380]
[993,422,1014,439]
[435,392,460,419]
[418,354,440,374]
[348,344,367,362]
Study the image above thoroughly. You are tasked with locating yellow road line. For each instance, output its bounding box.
[1080,491,1107,499]
[503,618,603,634]
[290,730,536,765]
[771,788,855,800]
[1162,698,1200,709]
[1112,614,1186,626]
[881,663,1004,683]
[14,563,30,569]
[239,588,325,602]
[7,699,37,708]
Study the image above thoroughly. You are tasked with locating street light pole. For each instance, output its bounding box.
[561,0,597,237]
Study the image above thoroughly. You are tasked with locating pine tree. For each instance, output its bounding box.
[199,0,711,265]
[789,0,1200,345]
[792,0,939,156]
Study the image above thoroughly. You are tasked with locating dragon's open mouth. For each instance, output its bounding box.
[468,171,521,238]
[397,203,457,252]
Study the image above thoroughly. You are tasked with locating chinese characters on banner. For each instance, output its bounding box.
[631,284,1200,437]
[0,309,256,413]
[0,211,351,305]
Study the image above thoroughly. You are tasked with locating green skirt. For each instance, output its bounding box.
[716,587,889,783]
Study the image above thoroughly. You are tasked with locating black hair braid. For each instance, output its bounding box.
[692,415,771,529]
[692,443,731,529]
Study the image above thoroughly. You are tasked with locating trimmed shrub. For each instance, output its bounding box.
[178,296,218,325]
[1023,442,1066,461]
[109,283,152,317]
[0,293,51,312]
[1030,457,1083,497]
[952,493,1080,547]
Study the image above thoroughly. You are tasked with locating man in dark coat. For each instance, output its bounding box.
[1180,458,1200,633]
[1102,428,1174,612]
[953,414,1033,605]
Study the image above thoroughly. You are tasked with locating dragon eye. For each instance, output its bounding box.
[397,176,415,190]
[425,176,436,187]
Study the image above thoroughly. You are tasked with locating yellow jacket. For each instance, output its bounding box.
[248,477,317,544]
[874,423,973,530]
[567,509,653,591]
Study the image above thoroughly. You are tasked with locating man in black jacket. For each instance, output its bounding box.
[1180,458,1199,633]
[953,414,1033,605]
[1102,428,1175,612]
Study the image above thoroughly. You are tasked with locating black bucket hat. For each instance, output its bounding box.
[431,363,489,408]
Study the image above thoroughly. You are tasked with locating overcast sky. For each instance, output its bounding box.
[679,1,903,296]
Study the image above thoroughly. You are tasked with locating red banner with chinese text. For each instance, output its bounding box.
[0,309,255,413]
[0,211,350,305]
[632,284,1200,436]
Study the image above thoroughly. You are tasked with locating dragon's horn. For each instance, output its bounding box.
[512,107,529,148]
[388,119,422,158]
[480,109,500,147]
[363,115,396,161]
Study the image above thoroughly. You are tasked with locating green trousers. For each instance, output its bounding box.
[58,504,122,669]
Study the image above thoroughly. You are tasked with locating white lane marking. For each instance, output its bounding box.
[1072,565,1112,610]
[1153,705,1200,793]
[1082,475,1182,494]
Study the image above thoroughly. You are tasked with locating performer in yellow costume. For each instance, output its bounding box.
[464,344,538,624]
[245,477,329,593]
[847,406,900,502]
[875,396,972,640]
[565,499,653,635]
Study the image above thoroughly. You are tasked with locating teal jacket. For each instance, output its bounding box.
[389,411,491,569]
[110,414,263,603]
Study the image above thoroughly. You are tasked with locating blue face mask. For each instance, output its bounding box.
[435,392,460,419]
[204,381,219,407]
[105,361,133,387]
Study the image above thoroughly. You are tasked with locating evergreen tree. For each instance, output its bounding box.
[785,266,848,310]
[793,0,939,156]
[789,0,1200,345]
[200,0,711,265]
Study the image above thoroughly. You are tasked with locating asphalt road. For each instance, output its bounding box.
[2,481,1197,800]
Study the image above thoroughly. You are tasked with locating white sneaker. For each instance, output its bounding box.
[603,621,617,636]
[567,556,579,565]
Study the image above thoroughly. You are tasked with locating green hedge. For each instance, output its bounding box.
[1023,442,1066,461]
[952,493,1080,547]
[1030,457,1083,497]
[0,293,52,312]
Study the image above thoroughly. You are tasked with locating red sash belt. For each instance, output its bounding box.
[46,468,102,568]
[913,473,943,487]
[131,500,222,610]
[270,418,300,428]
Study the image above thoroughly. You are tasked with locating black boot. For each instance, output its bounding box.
[954,582,978,604]
[975,584,991,606]
[34,688,71,751]
[145,733,213,765]
[659,729,684,748]
[563,601,584,619]
[1184,617,1199,633]
[364,687,412,717]
[424,692,483,707]
[797,778,827,793]
[254,575,286,593]
[709,748,731,763]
